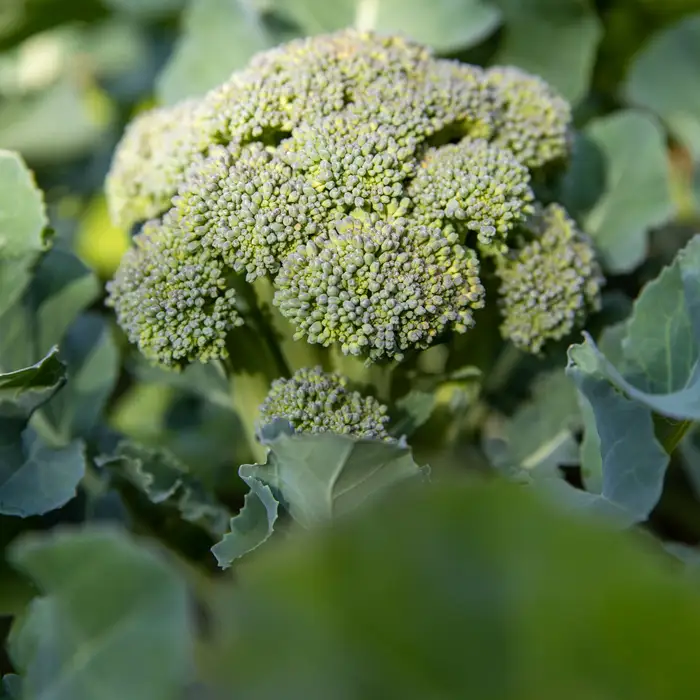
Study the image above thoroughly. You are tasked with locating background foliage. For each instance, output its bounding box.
[3,0,700,696]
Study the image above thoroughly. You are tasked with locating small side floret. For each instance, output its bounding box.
[496,204,603,354]
[105,219,243,367]
[258,366,391,439]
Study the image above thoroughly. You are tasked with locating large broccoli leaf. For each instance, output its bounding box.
[568,234,700,421]
[563,234,700,523]
[7,527,192,700]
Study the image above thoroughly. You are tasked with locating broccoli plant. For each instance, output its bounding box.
[6,3,700,698]
[97,29,613,562]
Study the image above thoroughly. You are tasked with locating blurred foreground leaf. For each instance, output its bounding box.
[209,480,700,698]
[8,527,192,700]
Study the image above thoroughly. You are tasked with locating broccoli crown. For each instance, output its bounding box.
[258,366,391,439]
[106,29,589,367]
[496,204,604,354]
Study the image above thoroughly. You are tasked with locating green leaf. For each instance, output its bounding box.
[0,78,111,164]
[8,527,192,700]
[157,0,276,105]
[577,321,626,493]
[0,247,99,372]
[0,347,64,417]
[247,421,425,528]
[566,343,669,524]
[42,314,119,441]
[0,349,86,517]
[99,441,230,536]
[568,235,700,421]
[582,110,674,273]
[363,0,502,52]
[265,0,354,33]
[493,0,602,103]
[270,0,501,50]
[0,430,85,518]
[211,467,279,568]
[484,370,581,475]
[391,389,437,438]
[208,480,700,698]
[557,132,606,221]
[623,15,700,159]
[0,149,48,318]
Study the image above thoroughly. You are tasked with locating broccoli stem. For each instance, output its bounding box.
[252,277,331,373]
[223,327,280,464]
[329,347,393,403]
[223,282,292,463]
[654,416,695,456]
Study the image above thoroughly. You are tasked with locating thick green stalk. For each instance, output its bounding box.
[224,327,281,464]
[329,346,393,402]
[224,280,291,463]
[252,276,331,373]
[656,417,694,456]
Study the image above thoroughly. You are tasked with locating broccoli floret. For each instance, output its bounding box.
[106,29,596,367]
[169,142,323,282]
[258,366,391,439]
[281,115,417,215]
[105,218,243,367]
[485,66,572,171]
[273,215,485,361]
[105,100,213,230]
[496,204,603,354]
[408,137,535,255]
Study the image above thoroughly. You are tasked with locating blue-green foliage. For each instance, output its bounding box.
[3,1,700,697]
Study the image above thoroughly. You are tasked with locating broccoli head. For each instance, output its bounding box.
[258,366,391,439]
[106,29,597,368]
